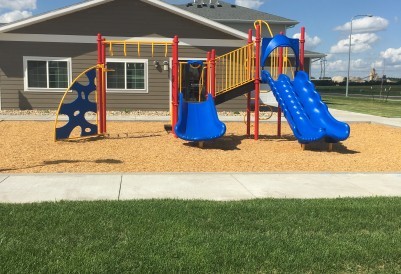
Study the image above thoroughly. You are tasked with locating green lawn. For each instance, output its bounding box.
[316,84,401,97]
[1,198,401,273]
[322,95,401,118]
[313,85,401,117]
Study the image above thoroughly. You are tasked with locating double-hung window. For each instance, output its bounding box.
[106,59,148,93]
[23,57,71,91]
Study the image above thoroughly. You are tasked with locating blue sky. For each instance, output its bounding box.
[1,0,400,78]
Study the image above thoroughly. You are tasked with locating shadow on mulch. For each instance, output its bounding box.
[0,158,123,173]
[184,135,243,151]
[304,140,359,154]
[57,132,164,142]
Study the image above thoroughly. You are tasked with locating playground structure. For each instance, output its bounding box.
[173,20,349,146]
[54,20,350,148]
[54,35,178,141]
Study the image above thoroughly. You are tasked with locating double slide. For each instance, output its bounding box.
[262,70,350,144]
[174,34,350,144]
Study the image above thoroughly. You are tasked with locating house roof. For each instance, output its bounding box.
[0,0,323,58]
[0,0,248,39]
[175,1,298,26]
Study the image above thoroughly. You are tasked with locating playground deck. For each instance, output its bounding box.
[1,121,401,173]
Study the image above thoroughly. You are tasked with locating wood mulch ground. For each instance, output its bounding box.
[1,121,400,173]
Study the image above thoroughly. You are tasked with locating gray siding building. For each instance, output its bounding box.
[0,0,323,111]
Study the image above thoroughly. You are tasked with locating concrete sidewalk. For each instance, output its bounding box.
[1,173,400,203]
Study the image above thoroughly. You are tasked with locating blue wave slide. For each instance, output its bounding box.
[174,93,226,141]
[261,70,350,144]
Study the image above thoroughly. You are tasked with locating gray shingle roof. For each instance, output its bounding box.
[175,1,298,25]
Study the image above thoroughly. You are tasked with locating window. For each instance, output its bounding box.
[106,59,148,93]
[23,57,71,91]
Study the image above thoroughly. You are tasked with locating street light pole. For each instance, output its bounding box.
[345,14,373,97]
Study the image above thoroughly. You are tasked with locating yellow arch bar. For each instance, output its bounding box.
[253,20,273,37]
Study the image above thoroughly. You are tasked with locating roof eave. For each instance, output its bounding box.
[215,19,298,24]
[305,52,326,58]
[0,0,112,33]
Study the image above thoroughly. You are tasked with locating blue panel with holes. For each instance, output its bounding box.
[55,68,98,140]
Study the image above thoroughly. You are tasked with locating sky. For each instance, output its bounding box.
[1,0,400,78]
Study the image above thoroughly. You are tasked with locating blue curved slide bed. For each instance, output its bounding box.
[262,70,350,144]
[174,93,226,142]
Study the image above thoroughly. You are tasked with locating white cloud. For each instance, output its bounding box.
[292,32,321,51]
[326,59,347,73]
[312,57,375,78]
[0,0,36,10]
[0,9,31,23]
[311,58,347,78]
[352,58,369,69]
[235,0,264,9]
[335,16,389,33]
[380,47,401,65]
[330,33,379,54]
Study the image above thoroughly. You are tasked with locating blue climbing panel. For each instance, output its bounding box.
[55,68,98,140]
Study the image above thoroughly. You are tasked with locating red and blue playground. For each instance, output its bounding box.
[0,20,392,173]
[54,20,350,150]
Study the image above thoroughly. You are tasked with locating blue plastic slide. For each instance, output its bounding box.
[262,70,350,144]
[174,93,226,141]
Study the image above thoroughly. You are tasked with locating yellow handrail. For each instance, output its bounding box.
[213,43,256,96]
[103,40,173,57]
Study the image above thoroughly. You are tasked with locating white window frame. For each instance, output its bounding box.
[106,58,148,93]
[23,56,72,92]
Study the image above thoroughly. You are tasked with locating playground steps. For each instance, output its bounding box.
[214,82,254,105]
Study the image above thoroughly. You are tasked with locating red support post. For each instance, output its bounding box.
[206,51,211,94]
[101,37,107,134]
[254,24,261,140]
[97,33,104,134]
[172,35,179,136]
[246,29,252,137]
[210,49,216,98]
[277,39,283,137]
[300,27,305,71]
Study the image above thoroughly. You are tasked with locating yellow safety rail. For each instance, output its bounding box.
[214,43,256,97]
[103,40,173,57]
[254,20,274,37]
[283,47,296,78]
[198,66,207,102]
[269,44,296,80]
[211,20,277,97]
